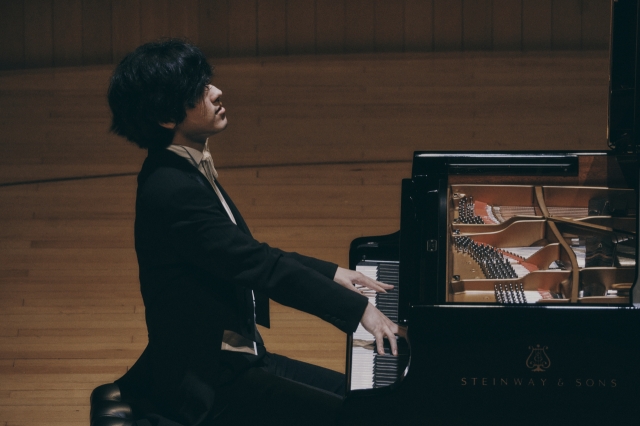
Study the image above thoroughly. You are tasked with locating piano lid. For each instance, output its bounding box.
[609,0,640,153]
[411,152,582,178]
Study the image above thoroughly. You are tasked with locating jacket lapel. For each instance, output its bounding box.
[212,180,252,236]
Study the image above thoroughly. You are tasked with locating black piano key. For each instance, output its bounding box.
[372,341,408,388]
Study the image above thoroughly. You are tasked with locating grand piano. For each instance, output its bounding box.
[341,1,640,425]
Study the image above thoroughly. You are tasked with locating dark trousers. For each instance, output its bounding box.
[213,352,345,426]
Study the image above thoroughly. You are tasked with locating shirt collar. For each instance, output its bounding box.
[166,143,204,168]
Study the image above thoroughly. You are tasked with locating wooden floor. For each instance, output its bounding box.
[0,50,609,425]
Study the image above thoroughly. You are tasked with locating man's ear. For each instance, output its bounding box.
[159,122,176,130]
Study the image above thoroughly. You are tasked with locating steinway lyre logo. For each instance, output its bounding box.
[526,344,551,372]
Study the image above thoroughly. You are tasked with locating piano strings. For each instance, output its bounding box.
[455,195,589,225]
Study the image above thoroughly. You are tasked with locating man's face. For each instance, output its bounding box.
[174,85,228,144]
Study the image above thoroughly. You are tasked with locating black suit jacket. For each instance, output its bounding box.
[120,148,368,425]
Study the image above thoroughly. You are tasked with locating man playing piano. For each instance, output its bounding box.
[106,39,404,426]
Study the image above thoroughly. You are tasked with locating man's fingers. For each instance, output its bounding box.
[343,282,361,293]
[357,275,393,293]
[375,329,398,356]
[372,282,393,293]
[388,331,398,356]
[336,268,394,294]
[387,321,400,356]
[361,303,404,356]
[373,322,400,356]
[375,335,385,355]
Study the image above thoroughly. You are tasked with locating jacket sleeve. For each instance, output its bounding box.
[159,181,367,334]
[276,250,338,280]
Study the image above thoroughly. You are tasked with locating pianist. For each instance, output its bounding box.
[106,39,403,426]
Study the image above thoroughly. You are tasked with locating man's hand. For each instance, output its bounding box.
[334,266,406,356]
[360,303,407,356]
[333,266,394,294]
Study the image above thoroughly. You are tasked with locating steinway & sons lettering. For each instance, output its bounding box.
[460,378,617,388]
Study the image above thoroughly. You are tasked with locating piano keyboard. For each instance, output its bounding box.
[350,261,404,391]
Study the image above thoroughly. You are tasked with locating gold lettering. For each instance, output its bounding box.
[459,377,620,389]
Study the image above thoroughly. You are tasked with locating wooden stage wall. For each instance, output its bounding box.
[0,0,611,70]
[0,51,609,424]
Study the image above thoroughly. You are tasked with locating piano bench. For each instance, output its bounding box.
[90,383,134,426]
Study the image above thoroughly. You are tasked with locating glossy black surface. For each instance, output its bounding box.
[342,305,640,426]
[609,0,640,152]
[343,151,640,425]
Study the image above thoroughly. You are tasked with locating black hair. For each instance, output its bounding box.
[107,39,213,149]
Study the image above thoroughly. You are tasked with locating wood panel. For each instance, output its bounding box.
[52,0,82,67]
[0,1,25,70]
[522,0,552,50]
[345,0,374,53]
[168,0,199,42]
[552,0,583,49]
[434,0,462,51]
[82,0,113,65]
[404,0,433,52]
[112,0,141,63]
[316,0,345,54]
[24,0,54,68]
[463,0,492,50]
[285,0,315,54]
[0,0,614,69]
[139,0,169,44]
[374,0,404,52]
[228,0,257,56]
[258,0,286,55]
[0,51,611,184]
[198,0,230,58]
[492,0,522,50]
[582,0,611,50]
